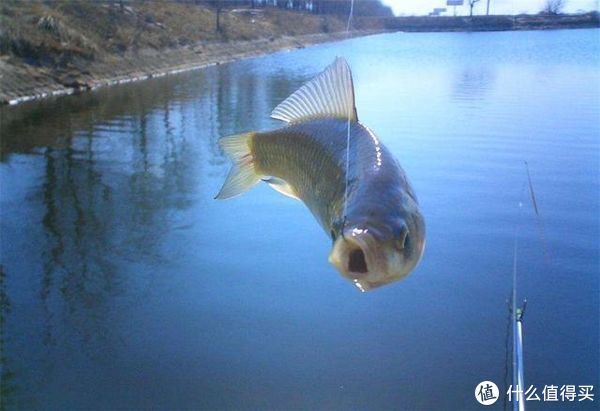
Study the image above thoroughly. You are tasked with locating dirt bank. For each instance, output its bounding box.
[0,30,380,106]
[0,1,388,105]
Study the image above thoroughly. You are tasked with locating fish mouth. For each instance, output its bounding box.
[329,234,371,278]
[329,231,387,290]
[348,248,368,274]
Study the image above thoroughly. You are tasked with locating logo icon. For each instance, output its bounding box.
[475,381,499,405]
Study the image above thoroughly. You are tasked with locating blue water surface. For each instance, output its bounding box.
[1,29,598,410]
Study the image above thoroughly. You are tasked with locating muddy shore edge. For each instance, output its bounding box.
[0,30,381,107]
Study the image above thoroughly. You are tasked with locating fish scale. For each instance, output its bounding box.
[252,119,392,234]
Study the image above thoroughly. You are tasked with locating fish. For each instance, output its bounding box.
[215,57,425,292]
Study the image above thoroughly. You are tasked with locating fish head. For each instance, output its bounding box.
[328,196,425,292]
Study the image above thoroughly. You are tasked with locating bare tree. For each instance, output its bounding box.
[543,0,566,14]
[486,0,491,15]
[468,0,480,17]
[215,0,222,33]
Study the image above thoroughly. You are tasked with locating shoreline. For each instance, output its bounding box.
[0,30,381,107]
[382,13,600,32]
[2,12,598,107]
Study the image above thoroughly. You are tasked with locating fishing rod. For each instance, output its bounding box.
[510,297,527,411]
[505,161,549,411]
[507,192,527,411]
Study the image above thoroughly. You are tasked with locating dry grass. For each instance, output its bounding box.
[0,0,350,68]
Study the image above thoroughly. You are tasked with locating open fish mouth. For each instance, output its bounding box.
[348,248,368,274]
[328,231,388,291]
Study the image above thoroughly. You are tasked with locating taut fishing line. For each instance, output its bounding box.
[342,0,355,224]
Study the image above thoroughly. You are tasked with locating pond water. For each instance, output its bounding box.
[1,29,598,410]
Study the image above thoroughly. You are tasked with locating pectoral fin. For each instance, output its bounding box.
[263,177,300,200]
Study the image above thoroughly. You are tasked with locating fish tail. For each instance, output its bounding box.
[215,132,261,200]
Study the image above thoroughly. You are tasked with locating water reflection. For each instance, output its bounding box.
[0,266,16,411]
[0,62,308,407]
[452,67,495,105]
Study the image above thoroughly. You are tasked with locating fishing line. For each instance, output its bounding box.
[342,113,352,223]
[342,0,355,226]
[346,0,355,33]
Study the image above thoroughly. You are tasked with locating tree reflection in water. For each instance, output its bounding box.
[0,62,304,407]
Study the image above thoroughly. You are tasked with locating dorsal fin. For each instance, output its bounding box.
[271,57,358,123]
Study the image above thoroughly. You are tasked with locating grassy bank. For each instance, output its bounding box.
[0,1,385,105]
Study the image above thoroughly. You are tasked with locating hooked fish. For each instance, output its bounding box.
[216,57,425,291]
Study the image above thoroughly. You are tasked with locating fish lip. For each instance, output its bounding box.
[329,226,419,292]
[329,230,384,282]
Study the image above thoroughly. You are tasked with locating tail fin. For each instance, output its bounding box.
[215,132,261,200]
